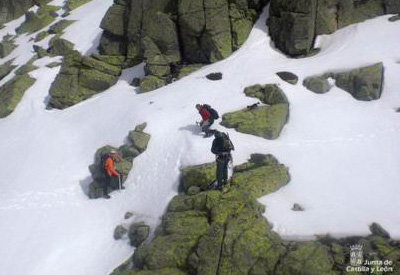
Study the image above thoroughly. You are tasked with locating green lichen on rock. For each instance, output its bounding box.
[48,50,121,109]
[64,0,92,11]
[129,222,150,247]
[139,76,166,93]
[48,19,74,34]
[0,60,16,81]
[303,75,331,94]
[232,154,290,198]
[180,162,217,192]
[97,0,267,92]
[16,5,60,34]
[244,84,289,105]
[277,71,299,85]
[0,36,17,58]
[0,74,36,118]
[221,103,289,140]
[34,30,49,42]
[276,242,336,275]
[48,37,75,56]
[0,0,51,25]
[87,123,151,199]
[15,57,38,75]
[332,62,384,101]
[268,0,393,57]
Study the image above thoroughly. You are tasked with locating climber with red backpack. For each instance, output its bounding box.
[102,149,124,199]
[195,104,219,137]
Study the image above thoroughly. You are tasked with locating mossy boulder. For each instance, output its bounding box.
[277,71,299,85]
[87,124,151,199]
[0,60,16,81]
[16,5,60,34]
[269,0,390,57]
[332,63,384,101]
[0,74,36,118]
[303,75,331,94]
[139,76,166,93]
[129,222,150,247]
[48,51,121,109]
[232,154,290,198]
[276,242,336,275]
[180,162,217,193]
[0,37,16,58]
[221,103,289,140]
[98,0,267,92]
[34,31,49,42]
[48,19,74,34]
[175,64,203,80]
[128,126,151,153]
[244,84,288,105]
[48,38,75,56]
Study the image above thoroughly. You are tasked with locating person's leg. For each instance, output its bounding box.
[222,158,229,182]
[103,175,111,198]
[216,159,224,188]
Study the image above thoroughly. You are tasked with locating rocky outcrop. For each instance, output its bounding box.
[98,0,268,92]
[0,60,16,81]
[277,71,298,84]
[331,62,384,101]
[268,0,397,57]
[0,73,36,118]
[88,123,150,199]
[16,4,59,34]
[112,154,400,274]
[0,0,50,25]
[303,63,384,101]
[0,36,17,58]
[303,75,331,94]
[221,84,289,139]
[48,50,121,109]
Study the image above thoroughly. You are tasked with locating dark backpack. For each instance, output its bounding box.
[203,104,219,119]
[220,133,234,152]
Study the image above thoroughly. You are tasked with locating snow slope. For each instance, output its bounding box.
[0,3,399,274]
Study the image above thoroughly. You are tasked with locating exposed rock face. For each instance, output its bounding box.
[98,0,268,92]
[88,123,150,199]
[303,63,384,101]
[331,62,384,101]
[221,83,289,139]
[0,36,17,58]
[268,0,395,57]
[0,74,36,118]
[303,75,331,94]
[48,50,121,109]
[0,0,49,25]
[112,154,400,275]
[0,60,16,81]
[277,71,298,84]
[16,5,59,34]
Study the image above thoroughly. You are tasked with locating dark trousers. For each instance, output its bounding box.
[103,174,120,195]
[216,155,230,187]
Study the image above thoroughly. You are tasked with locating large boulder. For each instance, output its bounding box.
[180,162,216,192]
[97,0,268,92]
[0,0,40,25]
[129,222,150,247]
[268,0,389,57]
[244,84,289,104]
[332,63,384,101]
[0,74,36,118]
[221,103,289,139]
[48,51,121,109]
[303,75,332,94]
[16,5,59,34]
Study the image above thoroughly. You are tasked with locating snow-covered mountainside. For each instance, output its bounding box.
[0,0,399,274]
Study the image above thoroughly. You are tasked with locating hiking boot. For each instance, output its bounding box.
[103,194,111,199]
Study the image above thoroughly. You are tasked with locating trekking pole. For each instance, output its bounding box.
[118,175,122,190]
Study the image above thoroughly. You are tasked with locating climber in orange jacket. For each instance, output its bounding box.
[103,150,124,199]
